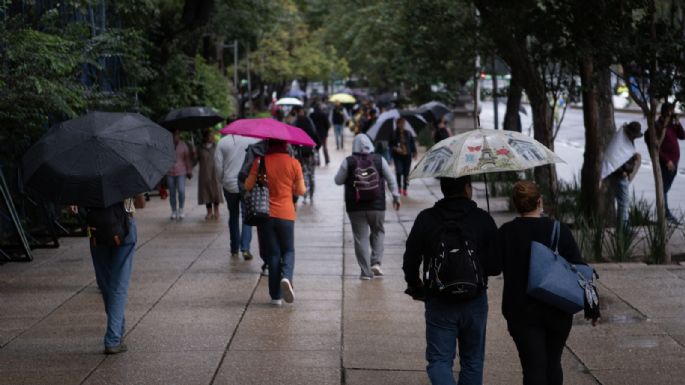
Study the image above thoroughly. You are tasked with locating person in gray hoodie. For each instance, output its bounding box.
[335,134,400,279]
[215,134,259,260]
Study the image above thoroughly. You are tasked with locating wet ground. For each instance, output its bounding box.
[1,131,685,385]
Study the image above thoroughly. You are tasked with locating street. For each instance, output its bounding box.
[480,101,685,216]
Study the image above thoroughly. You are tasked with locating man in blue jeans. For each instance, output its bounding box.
[403,177,500,385]
[601,121,642,228]
[215,134,259,260]
[74,195,145,354]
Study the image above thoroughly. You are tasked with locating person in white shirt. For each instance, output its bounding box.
[215,134,259,259]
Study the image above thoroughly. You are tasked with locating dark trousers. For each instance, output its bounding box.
[319,137,330,165]
[394,155,412,190]
[507,311,572,385]
[261,217,295,300]
[660,161,678,217]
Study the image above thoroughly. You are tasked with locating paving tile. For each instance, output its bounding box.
[81,351,222,385]
[0,352,103,385]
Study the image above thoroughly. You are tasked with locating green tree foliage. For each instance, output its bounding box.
[248,0,349,87]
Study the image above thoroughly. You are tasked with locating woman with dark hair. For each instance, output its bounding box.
[654,102,685,224]
[245,140,305,306]
[390,117,417,196]
[497,181,598,385]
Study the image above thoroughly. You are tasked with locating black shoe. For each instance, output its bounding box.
[104,343,128,355]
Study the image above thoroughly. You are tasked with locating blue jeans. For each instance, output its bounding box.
[334,124,344,149]
[262,218,295,300]
[660,161,678,218]
[425,292,488,385]
[166,175,186,211]
[615,175,630,226]
[223,190,252,253]
[90,218,137,348]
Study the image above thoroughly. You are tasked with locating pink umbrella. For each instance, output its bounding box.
[219,118,316,147]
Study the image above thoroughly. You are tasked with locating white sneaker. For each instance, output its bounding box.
[270,299,283,306]
[261,264,269,276]
[371,264,384,276]
[280,278,295,303]
[178,208,185,219]
[170,211,177,220]
[360,275,373,280]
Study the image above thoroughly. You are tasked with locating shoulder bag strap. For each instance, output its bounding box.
[550,220,560,254]
[257,156,267,186]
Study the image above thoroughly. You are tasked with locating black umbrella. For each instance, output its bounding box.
[22,112,175,208]
[417,101,451,122]
[160,106,225,131]
[366,109,426,142]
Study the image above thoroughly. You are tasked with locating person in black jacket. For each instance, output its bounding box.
[403,176,500,385]
[310,103,331,165]
[292,106,321,203]
[497,181,597,385]
[390,118,417,196]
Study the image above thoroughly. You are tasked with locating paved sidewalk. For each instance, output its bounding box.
[2,132,685,385]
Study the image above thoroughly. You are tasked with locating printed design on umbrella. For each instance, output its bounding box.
[422,146,454,174]
[459,136,515,174]
[508,138,545,161]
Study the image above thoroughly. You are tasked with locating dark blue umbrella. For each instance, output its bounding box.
[22,112,175,208]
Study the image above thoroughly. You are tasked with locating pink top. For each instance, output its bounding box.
[167,141,193,176]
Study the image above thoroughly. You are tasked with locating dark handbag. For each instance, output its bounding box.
[527,220,598,314]
[244,157,270,226]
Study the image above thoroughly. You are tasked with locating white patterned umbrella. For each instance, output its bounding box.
[275,97,304,106]
[410,129,564,180]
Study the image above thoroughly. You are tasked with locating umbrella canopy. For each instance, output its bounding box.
[417,101,451,122]
[601,126,637,179]
[275,97,304,106]
[329,93,356,104]
[409,129,564,180]
[22,112,175,208]
[366,109,426,141]
[285,89,306,98]
[160,106,224,131]
[219,118,316,147]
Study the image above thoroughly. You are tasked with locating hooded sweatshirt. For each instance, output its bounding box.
[334,134,399,212]
[402,197,500,294]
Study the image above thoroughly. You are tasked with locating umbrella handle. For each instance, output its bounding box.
[484,173,490,213]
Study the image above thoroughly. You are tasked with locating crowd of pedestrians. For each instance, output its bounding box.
[76,96,685,385]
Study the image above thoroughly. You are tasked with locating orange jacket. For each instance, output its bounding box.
[245,153,305,221]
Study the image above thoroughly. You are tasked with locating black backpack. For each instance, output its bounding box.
[348,154,383,202]
[86,202,129,246]
[425,211,484,302]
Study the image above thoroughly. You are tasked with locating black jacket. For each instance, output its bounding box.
[310,110,331,140]
[402,198,500,292]
[497,217,584,324]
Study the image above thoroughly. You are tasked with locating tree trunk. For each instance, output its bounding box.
[529,92,558,208]
[503,76,523,132]
[597,66,618,222]
[579,57,601,219]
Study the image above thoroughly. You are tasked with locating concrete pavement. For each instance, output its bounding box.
[2,131,685,385]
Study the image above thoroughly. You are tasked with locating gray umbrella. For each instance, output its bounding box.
[160,106,225,131]
[22,112,175,208]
